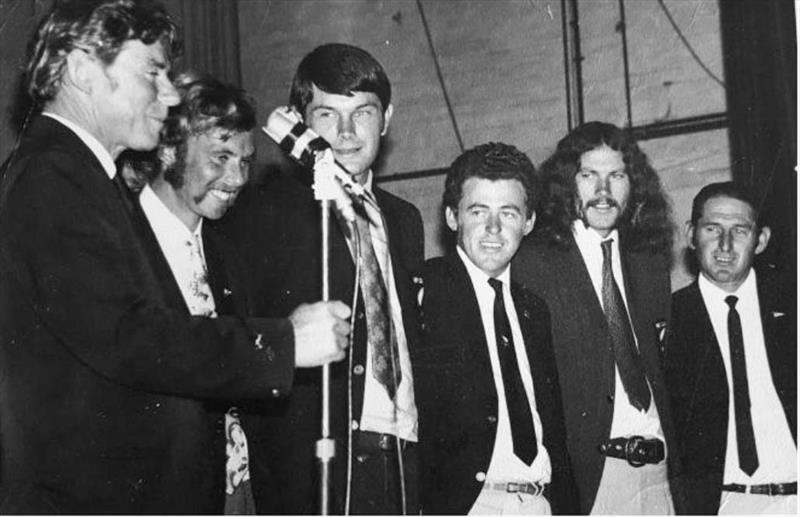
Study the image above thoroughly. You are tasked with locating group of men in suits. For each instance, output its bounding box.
[0,0,795,515]
[0,1,349,513]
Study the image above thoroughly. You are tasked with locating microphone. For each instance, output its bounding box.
[262,107,372,202]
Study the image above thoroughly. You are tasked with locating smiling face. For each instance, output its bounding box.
[303,85,392,185]
[93,40,180,157]
[688,195,770,293]
[158,128,254,230]
[446,177,535,278]
[574,145,630,237]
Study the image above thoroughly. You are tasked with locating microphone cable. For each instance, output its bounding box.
[343,207,408,515]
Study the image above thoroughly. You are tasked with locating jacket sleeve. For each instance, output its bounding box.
[0,152,294,400]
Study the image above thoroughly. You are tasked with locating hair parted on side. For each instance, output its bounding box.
[690,181,762,228]
[443,142,538,218]
[26,0,180,106]
[289,43,391,116]
[535,121,673,255]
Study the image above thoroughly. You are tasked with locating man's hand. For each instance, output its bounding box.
[289,301,351,367]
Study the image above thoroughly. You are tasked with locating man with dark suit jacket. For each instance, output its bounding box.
[126,73,265,514]
[219,43,424,514]
[666,181,797,515]
[0,2,348,513]
[413,142,576,515]
[513,122,678,514]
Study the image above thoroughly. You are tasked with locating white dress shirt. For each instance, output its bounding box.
[139,185,252,500]
[572,221,666,443]
[346,171,418,442]
[456,246,552,489]
[697,270,797,485]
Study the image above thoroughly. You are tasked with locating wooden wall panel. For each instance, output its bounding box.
[579,0,725,126]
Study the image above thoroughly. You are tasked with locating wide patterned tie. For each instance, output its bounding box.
[186,233,217,318]
[355,210,401,399]
[725,295,759,476]
[600,239,651,412]
[488,277,537,465]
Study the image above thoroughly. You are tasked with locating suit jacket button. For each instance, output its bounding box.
[271,389,281,397]
[351,419,359,431]
[487,415,497,423]
[475,471,486,482]
[607,394,614,403]
[353,364,365,375]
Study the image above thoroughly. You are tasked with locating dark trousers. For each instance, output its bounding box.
[334,431,419,515]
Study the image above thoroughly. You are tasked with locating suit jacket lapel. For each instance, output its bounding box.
[756,271,797,442]
[561,238,616,393]
[444,253,495,376]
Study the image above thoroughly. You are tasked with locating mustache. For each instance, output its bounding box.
[584,197,620,209]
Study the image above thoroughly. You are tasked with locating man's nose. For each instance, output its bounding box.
[337,114,355,136]
[485,213,501,233]
[158,78,180,107]
[718,230,733,252]
[226,161,248,187]
[595,175,611,194]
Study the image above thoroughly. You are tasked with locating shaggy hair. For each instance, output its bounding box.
[536,121,673,255]
[26,0,179,106]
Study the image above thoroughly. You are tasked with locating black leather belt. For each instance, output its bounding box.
[482,481,546,496]
[599,435,665,467]
[355,430,414,451]
[722,482,797,496]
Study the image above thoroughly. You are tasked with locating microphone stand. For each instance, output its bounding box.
[313,161,340,516]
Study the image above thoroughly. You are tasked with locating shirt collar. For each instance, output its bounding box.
[572,219,619,247]
[698,267,757,303]
[42,112,117,179]
[139,184,203,241]
[363,169,374,192]
[456,245,511,288]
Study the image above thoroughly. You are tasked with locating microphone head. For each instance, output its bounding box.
[262,107,330,168]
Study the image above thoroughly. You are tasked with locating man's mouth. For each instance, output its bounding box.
[480,240,504,250]
[588,198,618,210]
[209,188,238,202]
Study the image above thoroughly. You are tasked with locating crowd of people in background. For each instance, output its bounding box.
[0,1,795,515]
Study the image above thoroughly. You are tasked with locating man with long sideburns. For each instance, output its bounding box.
[0,2,348,513]
[513,122,679,514]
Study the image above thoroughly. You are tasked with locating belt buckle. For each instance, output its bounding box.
[625,435,646,468]
[506,482,520,493]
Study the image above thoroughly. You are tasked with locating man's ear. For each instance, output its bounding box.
[755,226,771,255]
[381,104,394,136]
[523,211,536,236]
[684,221,696,249]
[64,48,98,94]
[445,206,458,232]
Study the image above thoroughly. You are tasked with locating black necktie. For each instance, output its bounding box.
[488,277,537,465]
[355,211,401,399]
[725,295,759,476]
[600,239,651,412]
